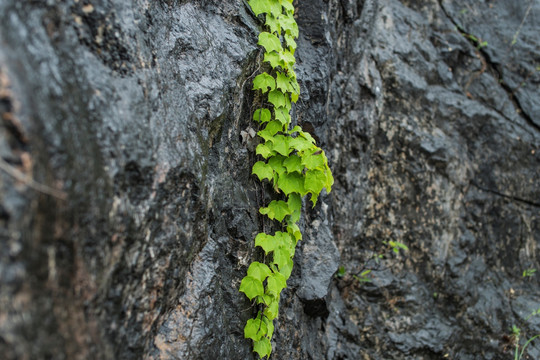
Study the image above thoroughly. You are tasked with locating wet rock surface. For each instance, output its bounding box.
[0,0,538,359]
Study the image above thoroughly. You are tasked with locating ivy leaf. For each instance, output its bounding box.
[244,316,268,342]
[252,161,273,182]
[264,120,283,135]
[262,315,274,338]
[268,90,287,108]
[267,270,288,296]
[265,14,281,35]
[263,51,281,68]
[258,32,282,54]
[268,0,282,17]
[248,0,270,16]
[271,134,290,156]
[253,108,271,123]
[325,169,334,192]
[283,155,303,173]
[280,0,295,14]
[287,193,302,223]
[264,296,280,320]
[257,293,274,306]
[256,142,274,159]
[257,128,275,143]
[279,13,299,37]
[275,72,290,93]
[240,276,264,300]
[253,334,272,358]
[287,193,302,212]
[288,76,300,95]
[279,50,296,67]
[299,130,316,144]
[257,120,283,143]
[247,261,272,282]
[277,171,305,195]
[259,200,291,221]
[274,107,291,126]
[284,34,297,51]
[305,169,327,194]
[289,136,313,152]
[277,253,294,279]
[305,169,327,205]
[289,125,302,134]
[268,155,286,175]
[287,222,302,242]
[255,231,289,254]
[301,150,325,170]
[255,233,276,254]
[253,73,276,93]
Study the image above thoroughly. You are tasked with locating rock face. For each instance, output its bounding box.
[0,0,538,359]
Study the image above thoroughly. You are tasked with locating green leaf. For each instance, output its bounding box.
[289,136,313,152]
[247,261,272,282]
[302,149,326,169]
[284,34,297,51]
[283,155,303,173]
[256,142,274,159]
[253,334,272,358]
[255,233,276,254]
[240,276,264,300]
[258,32,282,54]
[253,73,276,93]
[264,296,280,320]
[288,76,300,95]
[259,200,291,221]
[252,161,273,182]
[299,130,316,144]
[264,120,283,136]
[274,107,291,126]
[279,50,296,67]
[262,315,274,338]
[265,14,280,35]
[287,222,302,241]
[271,134,290,156]
[278,254,294,279]
[277,171,305,195]
[244,316,268,341]
[287,193,302,212]
[257,293,273,306]
[279,13,299,37]
[267,270,288,296]
[263,51,281,68]
[305,169,327,205]
[280,0,295,13]
[248,0,272,16]
[268,90,287,108]
[275,72,290,93]
[253,108,271,123]
[268,155,286,175]
[268,0,282,17]
[255,231,290,254]
[325,169,334,192]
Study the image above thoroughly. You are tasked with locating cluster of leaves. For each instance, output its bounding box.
[239,0,333,358]
[522,268,536,278]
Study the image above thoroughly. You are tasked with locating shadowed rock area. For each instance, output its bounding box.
[0,0,538,359]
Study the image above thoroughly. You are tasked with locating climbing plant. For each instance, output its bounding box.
[239,0,334,358]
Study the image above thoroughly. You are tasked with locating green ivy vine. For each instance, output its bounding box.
[239,0,334,358]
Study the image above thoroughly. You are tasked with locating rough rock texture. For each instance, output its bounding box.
[0,0,538,359]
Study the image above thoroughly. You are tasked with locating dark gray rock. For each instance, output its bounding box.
[0,0,538,359]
